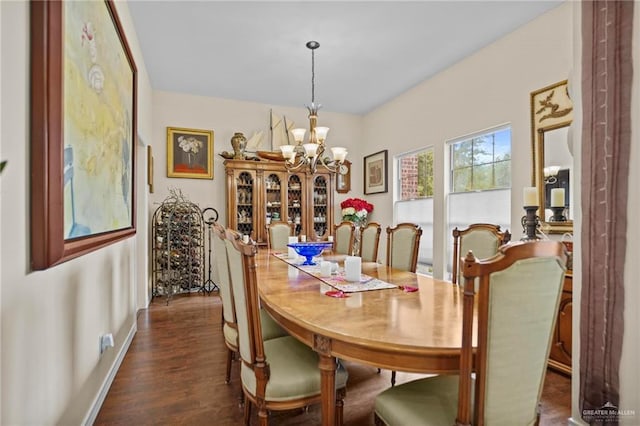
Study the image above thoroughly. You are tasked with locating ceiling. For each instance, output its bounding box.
[127,1,563,115]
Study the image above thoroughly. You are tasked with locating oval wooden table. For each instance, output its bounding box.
[256,249,475,426]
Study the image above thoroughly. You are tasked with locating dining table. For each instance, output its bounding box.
[255,248,476,426]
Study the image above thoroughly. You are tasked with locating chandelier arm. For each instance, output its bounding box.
[318,155,340,173]
[283,156,309,172]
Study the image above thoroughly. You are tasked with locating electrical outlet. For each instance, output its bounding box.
[100,333,114,355]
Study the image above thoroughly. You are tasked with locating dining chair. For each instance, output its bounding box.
[385,223,422,386]
[385,223,422,273]
[358,222,381,262]
[334,221,356,255]
[212,223,287,384]
[451,223,511,286]
[374,240,567,426]
[224,228,349,426]
[265,221,294,251]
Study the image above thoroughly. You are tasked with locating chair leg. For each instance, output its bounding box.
[374,412,384,426]
[391,370,396,386]
[243,399,251,426]
[336,388,346,425]
[258,404,268,426]
[225,348,233,384]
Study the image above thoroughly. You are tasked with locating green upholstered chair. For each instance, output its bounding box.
[385,223,422,386]
[334,221,356,255]
[224,228,349,426]
[374,240,567,426]
[385,223,423,273]
[212,223,287,384]
[358,222,382,262]
[452,223,511,286]
[266,221,294,251]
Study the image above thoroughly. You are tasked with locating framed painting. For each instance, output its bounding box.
[166,127,214,179]
[364,150,388,194]
[30,0,137,270]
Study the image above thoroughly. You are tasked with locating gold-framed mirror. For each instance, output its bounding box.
[530,80,574,234]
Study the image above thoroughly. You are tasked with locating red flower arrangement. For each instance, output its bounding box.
[340,198,373,223]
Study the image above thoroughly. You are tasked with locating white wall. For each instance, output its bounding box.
[0,1,152,424]
[362,3,572,278]
[149,91,363,226]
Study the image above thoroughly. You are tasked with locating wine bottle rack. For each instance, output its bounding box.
[151,190,205,304]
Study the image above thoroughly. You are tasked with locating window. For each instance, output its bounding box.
[450,126,511,192]
[399,148,434,200]
[395,147,434,274]
[446,126,511,279]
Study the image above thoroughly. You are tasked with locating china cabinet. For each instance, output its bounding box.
[224,159,334,245]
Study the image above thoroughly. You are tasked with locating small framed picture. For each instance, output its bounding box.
[167,127,214,179]
[364,150,388,194]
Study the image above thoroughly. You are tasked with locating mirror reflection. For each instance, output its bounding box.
[542,126,572,221]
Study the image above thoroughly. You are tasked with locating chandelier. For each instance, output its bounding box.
[280,41,347,174]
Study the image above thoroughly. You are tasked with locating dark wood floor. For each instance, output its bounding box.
[95,293,571,425]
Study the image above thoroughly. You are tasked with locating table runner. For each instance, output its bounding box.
[272,253,397,293]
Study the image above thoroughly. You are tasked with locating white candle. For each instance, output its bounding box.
[287,237,298,259]
[242,235,250,244]
[551,188,565,207]
[328,236,334,243]
[344,256,362,282]
[300,235,307,242]
[320,261,332,278]
[523,187,538,207]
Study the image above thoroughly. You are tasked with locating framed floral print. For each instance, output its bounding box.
[166,127,214,179]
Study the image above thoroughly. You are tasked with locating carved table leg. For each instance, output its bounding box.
[318,353,337,426]
[315,334,336,426]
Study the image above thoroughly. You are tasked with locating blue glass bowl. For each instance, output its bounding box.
[287,242,333,265]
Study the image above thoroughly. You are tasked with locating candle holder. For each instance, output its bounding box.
[521,206,541,241]
[549,206,567,222]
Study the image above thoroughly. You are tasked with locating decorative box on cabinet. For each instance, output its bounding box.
[224,159,334,245]
[548,272,572,375]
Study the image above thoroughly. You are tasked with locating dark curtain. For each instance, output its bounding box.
[580,1,633,424]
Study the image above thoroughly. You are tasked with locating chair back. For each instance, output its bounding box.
[334,221,356,255]
[456,240,566,425]
[212,223,235,327]
[385,223,422,272]
[358,222,381,262]
[266,221,294,250]
[452,223,511,285]
[224,229,264,379]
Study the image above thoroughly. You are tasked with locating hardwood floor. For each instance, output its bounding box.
[95,294,571,425]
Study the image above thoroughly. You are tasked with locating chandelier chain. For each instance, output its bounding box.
[311,48,315,104]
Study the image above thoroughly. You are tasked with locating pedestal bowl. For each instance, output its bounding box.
[287,242,333,265]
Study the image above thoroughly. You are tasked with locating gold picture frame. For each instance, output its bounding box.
[167,127,214,179]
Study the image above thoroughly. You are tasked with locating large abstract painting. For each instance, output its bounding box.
[31,0,137,270]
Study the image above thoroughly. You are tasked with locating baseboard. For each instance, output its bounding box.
[568,416,588,425]
[82,321,137,426]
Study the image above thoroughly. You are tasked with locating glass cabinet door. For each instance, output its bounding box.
[236,171,254,238]
[287,174,303,236]
[311,175,328,239]
[265,173,283,226]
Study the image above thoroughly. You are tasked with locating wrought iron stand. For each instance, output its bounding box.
[202,207,220,294]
